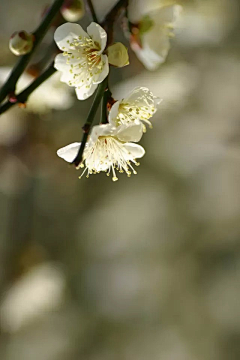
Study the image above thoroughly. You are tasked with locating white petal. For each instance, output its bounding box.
[60,71,75,85]
[89,123,116,144]
[122,142,145,159]
[93,55,109,84]
[54,23,88,51]
[57,142,81,163]
[132,42,166,71]
[108,101,120,126]
[75,82,98,100]
[54,53,70,72]
[125,86,152,104]
[154,97,162,110]
[124,86,161,114]
[116,122,143,142]
[87,22,107,53]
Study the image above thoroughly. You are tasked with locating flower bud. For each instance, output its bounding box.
[9,31,34,56]
[107,43,129,68]
[61,0,85,22]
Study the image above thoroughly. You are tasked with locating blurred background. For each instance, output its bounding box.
[0,0,240,359]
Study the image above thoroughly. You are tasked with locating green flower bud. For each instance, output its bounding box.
[107,43,129,68]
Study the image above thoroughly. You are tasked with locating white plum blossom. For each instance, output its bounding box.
[0,67,74,114]
[54,22,109,100]
[57,123,145,181]
[109,87,161,134]
[128,2,181,70]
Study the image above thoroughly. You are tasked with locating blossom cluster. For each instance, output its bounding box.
[54,21,161,181]
[58,87,161,181]
[3,0,182,182]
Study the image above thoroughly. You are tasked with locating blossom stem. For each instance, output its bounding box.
[86,0,98,22]
[0,0,64,104]
[73,77,108,167]
[0,63,56,115]
[101,87,111,124]
[101,0,128,45]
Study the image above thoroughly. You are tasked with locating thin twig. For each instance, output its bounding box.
[101,87,112,124]
[0,63,56,115]
[0,0,64,104]
[86,0,98,22]
[101,0,128,45]
[73,77,108,167]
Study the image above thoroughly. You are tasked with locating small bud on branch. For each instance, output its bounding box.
[9,31,34,56]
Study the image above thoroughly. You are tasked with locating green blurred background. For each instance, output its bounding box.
[0,0,240,359]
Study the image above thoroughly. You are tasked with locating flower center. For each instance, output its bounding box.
[62,36,104,87]
[117,102,155,129]
[78,136,140,181]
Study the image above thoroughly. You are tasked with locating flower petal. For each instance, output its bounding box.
[57,142,81,163]
[116,122,143,142]
[54,23,88,51]
[92,55,109,84]
[108,101,120,126]
[89,123,117,144]
[54,53,68,71]
[124,86,161,114]
[122,142,145,159]
[87,22,107,53]
[75,82,98,100]
[131,41,166,71]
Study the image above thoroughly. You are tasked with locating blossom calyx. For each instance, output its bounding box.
[107,43,129,68]
[9,31,34,56]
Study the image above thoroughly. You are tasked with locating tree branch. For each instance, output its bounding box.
[101,0,128,45]
[0,63,56,115]
[86,0,98,22]
[0,0,65,104]
[73,77,108,167]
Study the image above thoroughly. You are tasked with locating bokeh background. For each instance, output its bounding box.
[0,0,240,359]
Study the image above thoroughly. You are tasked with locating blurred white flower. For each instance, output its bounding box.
[0,263,65,332]
[0,67,74,114]
[54,22,109,100]
[176,0,239,46]
[128,2,181,70]
[0,107,27,145]
[57,123,145,181]
[109,87,161,134]
[0,156,29,195]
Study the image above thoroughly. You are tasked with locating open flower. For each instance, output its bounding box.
[128,3,181,70]
[54,22,109,100]
[57,123,145,181]
[109,87,161,133]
